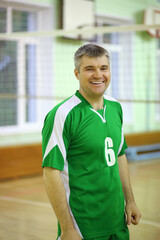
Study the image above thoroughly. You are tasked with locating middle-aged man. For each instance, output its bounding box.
[42,44,141,240]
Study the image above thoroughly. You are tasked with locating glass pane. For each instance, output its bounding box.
[0,41,17,126]
[25,44,36,122]
[0,8,7,33]
[111,52,119,99]
[12,10,37,32]
[103,33,111,44]
[102,24,119,44]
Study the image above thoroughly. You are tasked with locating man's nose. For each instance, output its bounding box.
[93,69,102,78]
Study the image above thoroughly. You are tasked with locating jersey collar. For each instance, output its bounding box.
[75,90,91,107]
[75,90,106,123]
[75,90,105,108]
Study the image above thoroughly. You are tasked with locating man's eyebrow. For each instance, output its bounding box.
[101,65,109,68]
[84,65,94,69]
[84,64,109,69]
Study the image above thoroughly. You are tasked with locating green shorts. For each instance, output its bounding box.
[83,226,129,240]
[57,226,129,240]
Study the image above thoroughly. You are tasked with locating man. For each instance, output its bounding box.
[42,44,141,240]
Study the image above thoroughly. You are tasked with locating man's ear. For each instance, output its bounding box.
[74,69,79,80]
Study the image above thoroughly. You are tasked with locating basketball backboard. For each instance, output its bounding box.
[61,0,95,40]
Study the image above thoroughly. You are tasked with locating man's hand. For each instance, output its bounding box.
[61,228,82,240]
[125,202,142,225]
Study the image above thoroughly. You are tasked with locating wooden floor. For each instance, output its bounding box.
[0,159,160,240]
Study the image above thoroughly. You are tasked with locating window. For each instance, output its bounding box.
[0,7,37,127]
[96,16,134,124]
[0,2,54,134]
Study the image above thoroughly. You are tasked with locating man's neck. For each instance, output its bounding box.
[90,100,104,110]
[79,90,104,110]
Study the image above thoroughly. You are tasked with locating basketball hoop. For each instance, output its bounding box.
[144,7,160,38]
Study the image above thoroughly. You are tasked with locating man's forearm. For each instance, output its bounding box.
[43,167,75,231]
[118,154,134,203]
[118,154,141,225]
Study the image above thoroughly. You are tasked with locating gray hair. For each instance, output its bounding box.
[74,44,110,72]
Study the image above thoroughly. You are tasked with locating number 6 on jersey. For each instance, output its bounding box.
[105,137,116,167]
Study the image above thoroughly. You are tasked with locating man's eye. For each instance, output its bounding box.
[101,67,108,71]
[86,68,93,71]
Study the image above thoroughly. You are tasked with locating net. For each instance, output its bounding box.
[0,23,160,140]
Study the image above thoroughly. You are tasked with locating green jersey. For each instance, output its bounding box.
[42,91,128,239]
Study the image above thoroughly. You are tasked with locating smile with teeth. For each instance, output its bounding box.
[90,81,105,84]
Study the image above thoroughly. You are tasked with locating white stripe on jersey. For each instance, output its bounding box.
[104,94,118,102]
[43,95,81,161]
[118,127,124,155]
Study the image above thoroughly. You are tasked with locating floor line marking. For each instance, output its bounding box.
[140,219,160,228]
[0,196,51,208]
[0,196,160,228]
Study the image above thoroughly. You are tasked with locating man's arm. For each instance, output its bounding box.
[43,167,82,240]
[118,154,142,225]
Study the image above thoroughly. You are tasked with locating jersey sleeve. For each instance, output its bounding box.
[42,107,70,170]
[117,102,128,156]
[118,136,128,156]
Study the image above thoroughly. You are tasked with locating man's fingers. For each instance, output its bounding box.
[131,214,141,225]
[126,211,131,225]
[131,215,137,225]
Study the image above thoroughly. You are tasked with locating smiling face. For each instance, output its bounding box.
[74,55,111,102]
